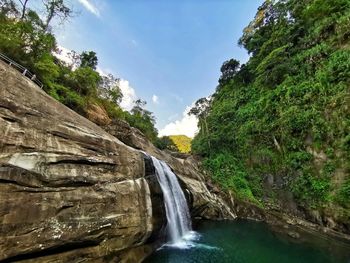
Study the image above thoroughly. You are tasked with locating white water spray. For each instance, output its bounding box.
[150,156,197,247]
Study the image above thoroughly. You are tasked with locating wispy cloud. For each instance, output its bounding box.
[77,0,100,17]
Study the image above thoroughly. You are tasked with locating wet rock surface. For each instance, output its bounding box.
[104,120,236,220]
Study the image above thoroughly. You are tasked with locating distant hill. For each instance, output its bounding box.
[169,135,192,153]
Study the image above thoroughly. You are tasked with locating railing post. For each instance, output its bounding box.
[1,52,44,89]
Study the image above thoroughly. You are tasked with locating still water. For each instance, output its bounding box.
[145,220,350,263]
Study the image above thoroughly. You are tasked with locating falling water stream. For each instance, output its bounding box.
[150,156,197,248]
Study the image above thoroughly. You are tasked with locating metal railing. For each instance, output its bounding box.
[0,52,44,89]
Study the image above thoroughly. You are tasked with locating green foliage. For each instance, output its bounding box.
[286,151,312,170]
[335,179,350,208]
[193,0,350,214]
[291,166,331,207]
[70,66,101,95]
[0,2,160,143]
[0,8,56,71]
[126,99,158,142]
[155,136,179,151]
[80,51,98,70]
[34,53,59,84]
[48,83,86,113]
[169,135,192,153]
[98,98,124,120]
[99,74,123,105]
[203,153,259,203]
[219,59,240,85]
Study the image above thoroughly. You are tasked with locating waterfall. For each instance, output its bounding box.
[150,156,194,246]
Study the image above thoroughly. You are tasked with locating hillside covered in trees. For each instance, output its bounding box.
[0,0,159,143]
[169,135,192,153]
[191,0,349,224]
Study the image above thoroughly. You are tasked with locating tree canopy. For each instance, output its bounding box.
[192,0,350,220]
[0,0,160,144]
[80,51,98,70]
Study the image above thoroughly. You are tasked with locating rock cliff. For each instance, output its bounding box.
[104,120,235,220]
[0,60,234,262]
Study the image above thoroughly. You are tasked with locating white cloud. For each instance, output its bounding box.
[53,46,73,65]
[159,104,198,138]
[119,79,137,111]
[152,95,159,104]
[77,0,100,17]
[53,46,81,69]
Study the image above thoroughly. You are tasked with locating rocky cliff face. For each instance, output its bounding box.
[0,60,235,262]
[104,120,235,220]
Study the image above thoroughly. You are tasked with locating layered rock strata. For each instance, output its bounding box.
[0,60,234,262]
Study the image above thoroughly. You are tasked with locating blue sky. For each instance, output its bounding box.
[54,0,263,137]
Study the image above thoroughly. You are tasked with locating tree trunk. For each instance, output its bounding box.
[20,0,29,19]
[44,11,54,31]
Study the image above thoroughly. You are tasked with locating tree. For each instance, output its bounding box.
[99,74,123,105]
[155,136,179,151]
[18,0,29,19]
[0,0,19,17]
[62,49,80,69]
[169,135,191,153]
[80,51,98,69]
[42,0,73,31]
[127,99,158,142]
[189,97,211,153]
[132,99,146,114]
[219,59,240,85]
[131,99,156,126]
[34,52,59,84]
[189,97,211,121]
[71,66,101,95]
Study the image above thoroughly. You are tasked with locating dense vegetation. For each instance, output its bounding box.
[154,136,179,152]
[169,135,192,153]
[0,0,159,144]
[192,0,350,220]
[155,135,192,153]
